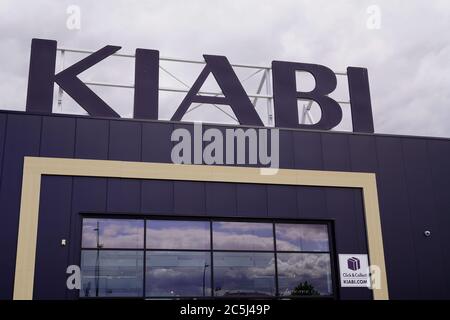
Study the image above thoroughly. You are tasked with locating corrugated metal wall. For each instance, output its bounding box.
[0,111,449,300]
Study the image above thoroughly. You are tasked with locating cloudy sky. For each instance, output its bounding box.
[1,0,449,137]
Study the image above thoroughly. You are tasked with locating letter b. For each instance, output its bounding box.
[272,61,374,133]
[272,61,342,130]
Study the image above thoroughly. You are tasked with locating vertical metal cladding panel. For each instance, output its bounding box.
[236,184,268,218]
[67,117,110,299]
[107,120,142,214]
[142,121,174,163]
[40,116,76,157]
[322,133,352,171]
[107,178,141,213]
[0,114,7,192]
[278,130,295,169]
[293,130,324,170]
[173,181,206,216]
[64,117,110,298]
[67,177,108,299]
[297,186,328,219]
[205,182,237,217]
[141,180,174,214]
[74,118,109,160]
[375,136,419,299]
[34,115,76,299]
[348,135,379,296]
[292,131,327,219]
[0,114,7,295]
[322,134,367,253]
[325,187,371,301]
[427,139,450,298]
[348,135,378,173]
[34,176,73,299]
[402,138,447,299]
[141,121,175,215]
[108,120,142,161]
[267,185,298,219]
[321,133,371,300]
[348,135,378,253]
[0,114,41,299]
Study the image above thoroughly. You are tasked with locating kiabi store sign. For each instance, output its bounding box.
[25,38,374,133]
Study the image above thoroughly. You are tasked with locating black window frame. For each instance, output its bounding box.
[78,213,339,300]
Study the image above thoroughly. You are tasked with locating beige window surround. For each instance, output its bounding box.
[13,156,388,300]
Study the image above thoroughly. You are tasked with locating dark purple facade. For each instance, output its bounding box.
[0,109,449,300]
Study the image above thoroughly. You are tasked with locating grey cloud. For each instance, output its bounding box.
[1,0,449,137]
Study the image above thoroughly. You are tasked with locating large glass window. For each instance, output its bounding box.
[275,223,332,296]
[146,220,210,250]
[275,223,329,252]
[277,253,332,296]
[213,252,275,297]
[82,218,144,249]
[146,251,211,297]
[80,218,334,298]
[212,222,274,251]
[80,250,144,298]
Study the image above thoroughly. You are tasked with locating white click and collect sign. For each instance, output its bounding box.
[338,254,371,288]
